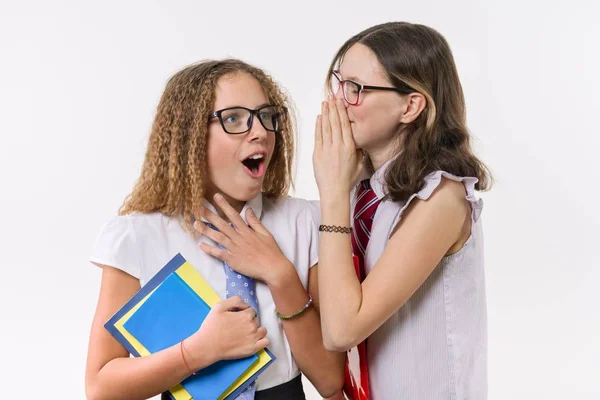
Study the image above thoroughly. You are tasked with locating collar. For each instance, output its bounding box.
[358,155,398,200]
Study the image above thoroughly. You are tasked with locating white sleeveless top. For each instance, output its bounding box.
[353,159,488,400]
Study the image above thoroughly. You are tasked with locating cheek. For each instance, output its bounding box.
[350,101,401,145]
[348,103,375,135]
[350,100,383,129]
[268,133,276,153]
[263,133,276,165]
[347,106,364,123]
[207,132,236,173]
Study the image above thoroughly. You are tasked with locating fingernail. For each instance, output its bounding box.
[248,207,255,216]
[215,193,222,200]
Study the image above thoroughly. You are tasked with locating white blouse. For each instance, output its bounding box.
[89,194,320,391]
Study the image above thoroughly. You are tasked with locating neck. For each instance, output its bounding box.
[366,146,397,171]
[364,133,402,171]
[204,188,245,221]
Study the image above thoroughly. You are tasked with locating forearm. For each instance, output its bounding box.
[88,340,211,400]
[267,265,345,397]
[318,197,364,350]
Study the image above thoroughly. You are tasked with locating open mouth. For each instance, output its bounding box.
[241,153,266,178]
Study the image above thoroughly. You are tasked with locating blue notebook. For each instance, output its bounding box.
[104,253,275,400]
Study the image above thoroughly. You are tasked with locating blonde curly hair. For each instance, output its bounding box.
[119,59,296,233]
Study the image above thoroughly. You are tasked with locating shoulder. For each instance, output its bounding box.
[398,178,467,227]
[97,212,172,237]
[424,177,469,210]
[263,196,320,223]
[393,171,482,220]
[262,196,321,273]
[417,171,477,201]
[388,171,483,237]
[421,171,483,222]
[91,212,178,259]
[99,211,167,225]
[90,212,181,278]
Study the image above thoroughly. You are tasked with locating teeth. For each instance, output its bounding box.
[249,154,264,160]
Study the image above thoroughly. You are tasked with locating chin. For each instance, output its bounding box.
[350,128,362,144]
[353,136,367,149]
[228,184,262,202]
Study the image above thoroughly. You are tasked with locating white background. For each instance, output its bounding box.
[1,0,598,399]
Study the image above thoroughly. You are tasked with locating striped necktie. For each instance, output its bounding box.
[351,179,382,279]
[344,179,381,400]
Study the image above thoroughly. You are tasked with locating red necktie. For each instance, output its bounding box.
[344,179,381,400]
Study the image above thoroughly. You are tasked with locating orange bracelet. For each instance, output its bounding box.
[180,339,196,375]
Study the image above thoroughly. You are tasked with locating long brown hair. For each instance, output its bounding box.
[326,22,492,201]
[119,59,296,232]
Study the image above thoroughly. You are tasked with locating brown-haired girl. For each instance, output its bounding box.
[314,22,492,400]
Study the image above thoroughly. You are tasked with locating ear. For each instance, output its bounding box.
[399,92,427,124]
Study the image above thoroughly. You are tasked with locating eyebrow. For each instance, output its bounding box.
[334,70,364,84]
[211,103,272,115]
[218,102,271,110]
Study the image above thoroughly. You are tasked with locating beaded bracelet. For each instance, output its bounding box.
[319,225,352,234]
[275,294,313,320]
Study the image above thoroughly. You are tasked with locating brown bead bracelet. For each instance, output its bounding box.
[318,225,352,234]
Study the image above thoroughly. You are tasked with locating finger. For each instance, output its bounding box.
[245,208,270,236]
[199,242,235,264]
[254,336,269,352]
[194,220,235,250]
[321,101,332,145]
[241,307,256,320]
[256,326,267,339]
[213,193,251,234]
[199,205,239,239]
[335,98,353,145]
[314,114,322,148]
[219,295,249,311]
[327,96,342,144]
[313,115,323,163]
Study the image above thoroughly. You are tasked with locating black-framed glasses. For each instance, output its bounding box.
[331,70,415,105]
[208,105,286,135]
